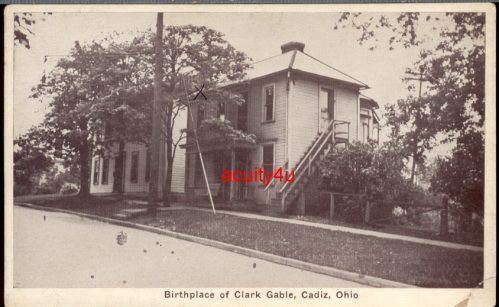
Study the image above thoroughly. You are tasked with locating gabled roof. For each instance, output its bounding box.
[227,45,369,89]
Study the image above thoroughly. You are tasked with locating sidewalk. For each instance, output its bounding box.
[157,205,483,252]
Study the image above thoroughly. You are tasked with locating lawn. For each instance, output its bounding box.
[130,209,482,288]
[20,196,483,288]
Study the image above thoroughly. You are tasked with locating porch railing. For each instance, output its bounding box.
[278,120,350,210]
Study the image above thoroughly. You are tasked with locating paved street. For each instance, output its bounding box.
[13,206,365,288]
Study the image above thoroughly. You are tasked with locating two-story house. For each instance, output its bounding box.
[183,42,380,213]
[89,113,187,199]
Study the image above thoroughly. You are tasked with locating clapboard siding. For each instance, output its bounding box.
[245,74,288,203]
[332,85,359,142]
[289,77,320,168]
[246,75,287,166]
[90,109,187,196]
[289,76,360,168]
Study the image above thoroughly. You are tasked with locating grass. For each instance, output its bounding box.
[130,209,482,288]
[291,214,484,247]
[20,196,483,287]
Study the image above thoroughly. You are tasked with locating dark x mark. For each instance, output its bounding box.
[193,84,207,101]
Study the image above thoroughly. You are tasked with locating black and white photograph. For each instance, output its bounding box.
[4,3,496,307]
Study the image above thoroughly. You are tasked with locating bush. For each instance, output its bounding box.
[60,183,79,195]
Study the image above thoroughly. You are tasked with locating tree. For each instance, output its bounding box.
[430,129,484,230]
[31,41,124,197]
[335,13,485,215]
[14,12,51,49]
[87,35,154,195]
[14,128,54,195]
[335,12,484,139]
[134,25,251,205]
[29,26,250,201]
[385,93,438,184]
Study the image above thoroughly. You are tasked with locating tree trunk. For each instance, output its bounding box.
[78,142,91,198]
[163,155,174,207]
[113,140,125,197]
[410,150,417,185]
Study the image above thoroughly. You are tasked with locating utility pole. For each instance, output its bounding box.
[405,65,427,185]
[148,12,164,213]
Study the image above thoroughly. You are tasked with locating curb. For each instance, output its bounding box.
[14,202,416,288]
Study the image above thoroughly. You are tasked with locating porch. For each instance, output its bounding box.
[184,142,259,205]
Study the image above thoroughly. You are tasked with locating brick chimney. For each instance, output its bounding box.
[280,41,305,54]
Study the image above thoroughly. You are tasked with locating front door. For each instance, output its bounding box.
[319,88,334,132]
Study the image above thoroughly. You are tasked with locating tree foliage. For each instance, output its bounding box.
[335,12,485,214]
[335,12,485,141]
[30,39,150,196]
[197,118,256,148]
[28,25,250,198]
[430,130,484,215]
[14,128,54,195]
[133,25,251,204]
[14,12,51,49]
[319,141,410,201]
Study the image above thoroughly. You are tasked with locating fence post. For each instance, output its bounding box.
[329,193,335,221]
[297,191,306,216]
[364,200,371,223]
[440,196,449,237]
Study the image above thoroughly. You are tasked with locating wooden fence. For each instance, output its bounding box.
[319,191,452,237]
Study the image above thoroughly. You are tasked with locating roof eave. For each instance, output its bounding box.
[291,69,367,90]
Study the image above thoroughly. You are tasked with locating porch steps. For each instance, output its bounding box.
[111,208,148,220]
[268,120,350,213]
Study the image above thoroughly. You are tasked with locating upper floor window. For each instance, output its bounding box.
[237,92,248,132]
[130,151,139,183]
[263,84,275,121]
[93,158,100,185]
[101,158,109,185]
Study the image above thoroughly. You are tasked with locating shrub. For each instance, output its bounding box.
[60,183,79,195]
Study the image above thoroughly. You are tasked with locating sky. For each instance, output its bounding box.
[13,11,454,156]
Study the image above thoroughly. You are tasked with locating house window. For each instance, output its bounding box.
[373,126,379,143]
[218,102,226,121]
[263,85,274,121]
[262,144,274,176]
[145,150,150,183]
[237,92,248,131]
[130,151,139,183]
[188,154,196,188]
[197,105,205,129]
[363,123,369,143]
[93,158,100,185]
[101,158,109,185]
